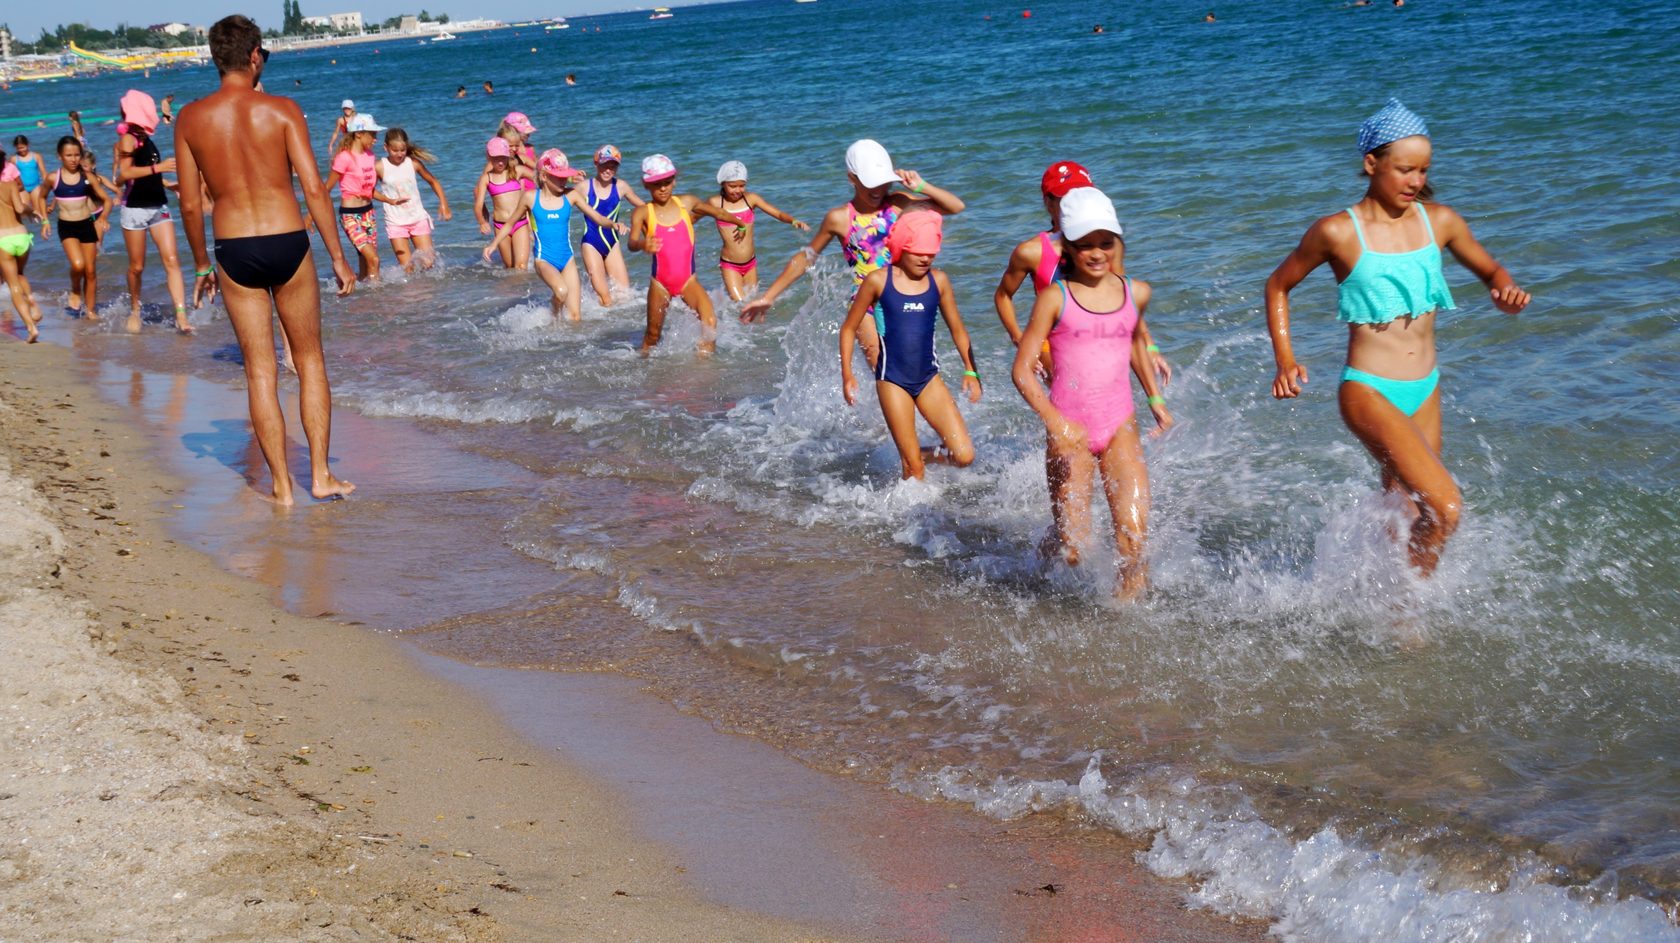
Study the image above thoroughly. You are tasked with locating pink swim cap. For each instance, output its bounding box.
[886,210,943,262]
[486,137,511,158]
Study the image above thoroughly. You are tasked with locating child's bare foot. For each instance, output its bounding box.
[174,307,195,335]
[312,474,356,500]
[67,292,83,310]
[1038,530,1078,567]
[126,310,142,333]
[25,321,39,343]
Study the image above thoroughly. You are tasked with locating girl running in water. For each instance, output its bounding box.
[325,99,355,154]
[475,137,534,269]
[706,160,809,301]
[578,145,645,304]
[483,149,628,322]
[0,150,44,342]
[114,90,191,334]
[1012,188,1172,601]
[324,113,396,282]
[1264,99,1529,576]
[741,139,963,368]
[377,128,450,272]
[839,210,980,480]
[626,154,747,355]
[994,160,1171,382]
[480,113,538,193]
[10,136,47,217]
[47,136,113,319]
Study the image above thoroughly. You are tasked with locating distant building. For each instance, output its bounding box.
[302,11,365,32]
[148,22,193,36]
[1,27,12,60]
[398,15,419,32]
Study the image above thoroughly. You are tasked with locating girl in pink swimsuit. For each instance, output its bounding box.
[706,160,809,302]
[474,137,532,269]
[1012,187,1172,601]
[626,154,748,355]
[994,160,1171,383]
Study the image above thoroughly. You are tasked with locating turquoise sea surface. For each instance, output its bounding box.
[5,1,1678,938]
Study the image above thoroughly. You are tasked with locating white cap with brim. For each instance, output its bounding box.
[845,139,896,189]
[716,160,748,184]
[346,113,385,133]
[1058,187,1123,241]
[341,99,355,110]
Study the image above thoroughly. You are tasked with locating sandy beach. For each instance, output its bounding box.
[0,337,1267,941]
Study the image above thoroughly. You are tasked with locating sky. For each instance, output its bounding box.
[2,0,712,42]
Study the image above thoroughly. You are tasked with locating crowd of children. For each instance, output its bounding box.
[1,93,1529,598]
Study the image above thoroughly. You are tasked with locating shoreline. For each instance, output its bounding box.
[0,334,1267,941]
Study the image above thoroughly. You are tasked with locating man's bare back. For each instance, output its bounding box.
[176,88,313,240]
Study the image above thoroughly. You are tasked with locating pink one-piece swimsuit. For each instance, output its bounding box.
[1047,275,1140,455]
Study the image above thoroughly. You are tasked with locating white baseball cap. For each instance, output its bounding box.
[346,113,384,133]
[1058,187,1124,241]
[716,160,747,184]
[845,139,896,189]
[341,99,355,110]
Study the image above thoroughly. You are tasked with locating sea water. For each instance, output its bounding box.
[7,0,1679,938]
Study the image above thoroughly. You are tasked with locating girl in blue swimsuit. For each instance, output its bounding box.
[483,149,627,322]
[578,145,645,306]
[1264,99,1530,576]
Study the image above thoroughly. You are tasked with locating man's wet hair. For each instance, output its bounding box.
[209,15,263,75]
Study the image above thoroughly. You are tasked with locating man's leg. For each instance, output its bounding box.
[273,249,355,499]
[219,275,295,504]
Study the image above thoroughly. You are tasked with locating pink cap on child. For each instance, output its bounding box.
[886,210,943,262]
[539,148,584,178]
[641,153,677,183]
[486,137,512,158]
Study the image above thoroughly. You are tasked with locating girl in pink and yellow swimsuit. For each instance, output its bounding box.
[627,154,748,356]
[1012,187,1172,601]
[705,160,808,302]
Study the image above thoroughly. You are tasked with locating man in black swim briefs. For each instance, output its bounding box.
[175,14,358,505]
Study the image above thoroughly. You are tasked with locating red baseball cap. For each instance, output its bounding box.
[1040,161,1094,197]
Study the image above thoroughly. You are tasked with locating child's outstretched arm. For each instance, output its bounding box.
[627,204,652,253]
[416,162,452,220]
[482,191,534,261]
[1264,216,1338,400]
[1434,204,1530,314]
[1127,282,1171,435]
[740,204,846,322]
[747,192,808,230]
[895,169,964,215]
[686,194,747,228]
[839,270,887,406]
[568,188,629,233]
[934,270,982,404]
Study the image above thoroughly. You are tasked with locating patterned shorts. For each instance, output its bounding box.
[340,207,378,250]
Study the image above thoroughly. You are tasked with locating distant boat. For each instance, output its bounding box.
[795,0,817,4]
[431,31,458,41]
[649,7,674,19]
[545,19,570,29]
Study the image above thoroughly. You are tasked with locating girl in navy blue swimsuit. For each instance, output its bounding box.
[578,145,646,306]
[839,211,982,480]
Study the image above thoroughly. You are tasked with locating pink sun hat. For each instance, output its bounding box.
[486,136,512,158]
[504,111,536,135]
[539,148,584,178]
[641,153,677,183]
[120,90,159,135]
[886,209,943,262]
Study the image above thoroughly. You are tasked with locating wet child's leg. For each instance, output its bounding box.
[411,233,437,270]
[581,244,612,304]
[1339,381,1460,574]
[390,236,415,272]
[641,280,672,353]
[78,240,100,320]
[61,236,87,309]
[149,223,191,332]
[912,377,975,468]
[874,380,928,479]
[123,227,147,332]
[560,260,582,322]
[1046,434,1096,566]
[511,226,533,269]
[677,277,717,355]
[719,264,747,302]
[533,258,568,319]
[1096,421,1150,600]
[605,245,632,296]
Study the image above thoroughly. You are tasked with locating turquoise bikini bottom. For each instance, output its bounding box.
[1341,365,1439,417]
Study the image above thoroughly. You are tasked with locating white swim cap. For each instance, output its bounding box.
[716,160,748,183]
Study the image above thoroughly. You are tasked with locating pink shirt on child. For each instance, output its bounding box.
[332,149,377,201]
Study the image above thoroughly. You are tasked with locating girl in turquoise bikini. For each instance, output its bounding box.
[1264,99,1529,576]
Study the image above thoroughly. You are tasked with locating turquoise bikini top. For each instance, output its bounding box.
[1336,203,1457,324]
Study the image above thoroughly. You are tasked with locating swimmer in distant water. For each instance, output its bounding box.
[578,144,646,304]
[565,73,577,86]
[1204,12,1216,22]
[1092,24,1104,33]
[994,160,1171,383]
[160,94,176,125]
[1013,187,1171,600]
[483,80,494,94]
[482,149,626,321]
[627,154,747,355]
[455,85,467,98]
[840,210,980,481]
[325,99,355,154]
[1264,99,1529,576]
[741,139,964,370]
[706,160,809,302]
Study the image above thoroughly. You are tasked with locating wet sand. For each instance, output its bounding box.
[0,334,1265,942]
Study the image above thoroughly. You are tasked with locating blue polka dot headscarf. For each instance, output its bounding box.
[1357,98,1430,155]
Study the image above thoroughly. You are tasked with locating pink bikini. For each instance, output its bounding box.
[487,175,528,234]
[1047,276,1141,455]
[716,204,756,275]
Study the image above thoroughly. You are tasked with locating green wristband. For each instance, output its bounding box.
[1146,343,1160,353]
[913,180,926,194]
[963,369,980,379]
[1148,394,1166,406]
[195,266,213,277]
